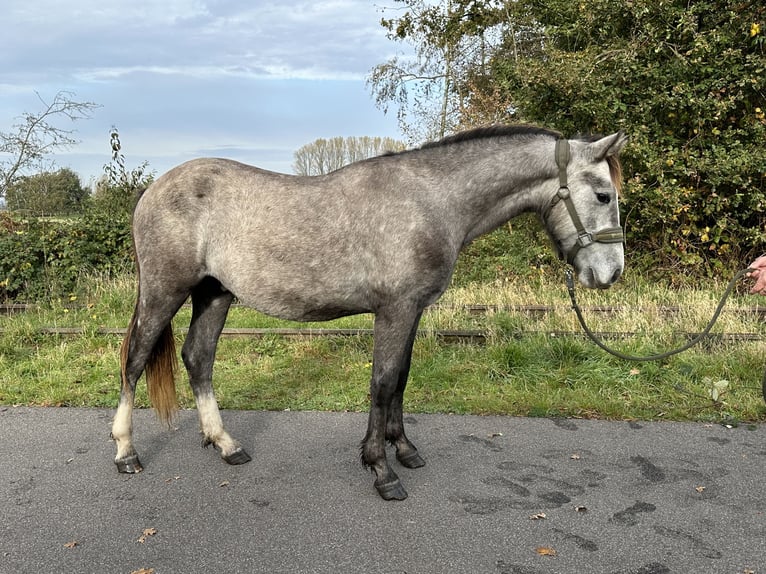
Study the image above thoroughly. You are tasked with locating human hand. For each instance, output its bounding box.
[747,255,766,294]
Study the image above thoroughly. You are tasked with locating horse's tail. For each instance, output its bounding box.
[146,323,178,425]
[120,282,178,425]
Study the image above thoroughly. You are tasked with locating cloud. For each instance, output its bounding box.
[0,1,408,180]
[74,64,363,83]
[2,0,395,84]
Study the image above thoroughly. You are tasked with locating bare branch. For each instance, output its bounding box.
[0,91,100,197]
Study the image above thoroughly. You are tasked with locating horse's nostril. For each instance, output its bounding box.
[594,268,622,289]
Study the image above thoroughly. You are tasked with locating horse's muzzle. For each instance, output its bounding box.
[577,265,623,289]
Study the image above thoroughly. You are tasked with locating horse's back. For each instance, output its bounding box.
[138,157,378,219]
[137,158,293,208]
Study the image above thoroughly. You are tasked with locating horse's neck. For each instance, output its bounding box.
[421,142,555,243]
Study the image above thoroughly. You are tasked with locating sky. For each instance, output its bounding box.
[0,0,410,185]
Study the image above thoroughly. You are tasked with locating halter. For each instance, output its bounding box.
[548,138,624,265]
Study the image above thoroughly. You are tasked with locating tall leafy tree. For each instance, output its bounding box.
[485,0,766,273]
[368,0,507,141]
[92,128,153,216]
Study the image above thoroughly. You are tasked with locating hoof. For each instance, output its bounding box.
[223,447,252,466]
[375,478,408,501]
[115,454,143,474]
[397,450,426,469]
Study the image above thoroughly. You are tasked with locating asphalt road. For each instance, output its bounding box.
[1,406,765,574]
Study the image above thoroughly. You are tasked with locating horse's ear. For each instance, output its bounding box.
[589,131,628,161]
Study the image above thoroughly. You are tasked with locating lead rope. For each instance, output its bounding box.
[565,266,754,362]
[565,268,766,402]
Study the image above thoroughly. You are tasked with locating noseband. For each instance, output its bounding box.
[548,139,624,265]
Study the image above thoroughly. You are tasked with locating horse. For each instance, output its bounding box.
[111,125,628,500]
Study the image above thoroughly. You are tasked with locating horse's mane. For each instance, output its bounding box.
[419,124,562,150]
[383,124,624,193]
[605,155,623,194]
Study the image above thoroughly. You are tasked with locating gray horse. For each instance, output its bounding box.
[112,125,628,500]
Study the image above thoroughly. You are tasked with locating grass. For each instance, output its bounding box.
[1,267,765,424]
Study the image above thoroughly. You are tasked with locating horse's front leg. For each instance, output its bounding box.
[387,396,426,469]
[361,308,422,500]
[386,312,426,470]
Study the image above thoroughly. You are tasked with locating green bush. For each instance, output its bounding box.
[0,209,133,301]
[452,214,559,287]
[464,0,766,279]
[0,127,150,302]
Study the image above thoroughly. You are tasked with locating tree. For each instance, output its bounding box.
[0,91,99,198]
[368,0,507,141]
[374,0,766,277]
[293,136,407,176]
[5,168,87,215]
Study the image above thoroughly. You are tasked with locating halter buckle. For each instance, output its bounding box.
[576,232,594,248]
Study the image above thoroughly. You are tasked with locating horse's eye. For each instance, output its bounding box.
[596,192,611,204]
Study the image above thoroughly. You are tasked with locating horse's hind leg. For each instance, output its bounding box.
[182,277,251,466]
[113,366,143,472]
[113,291,188,473]
[386,311,426,469]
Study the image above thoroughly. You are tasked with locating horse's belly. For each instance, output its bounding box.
[232,283,371,322]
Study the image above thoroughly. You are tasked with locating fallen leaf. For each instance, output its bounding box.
[137,528,157,543]
[536,546,557,557]
[63,541,78,549]
[529,512,547,520]
[707,379,729,402]
[130,569,155,574]
[695,486,706,493]
[629,368,640,375]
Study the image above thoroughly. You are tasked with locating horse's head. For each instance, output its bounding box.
[543,132,628,289]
